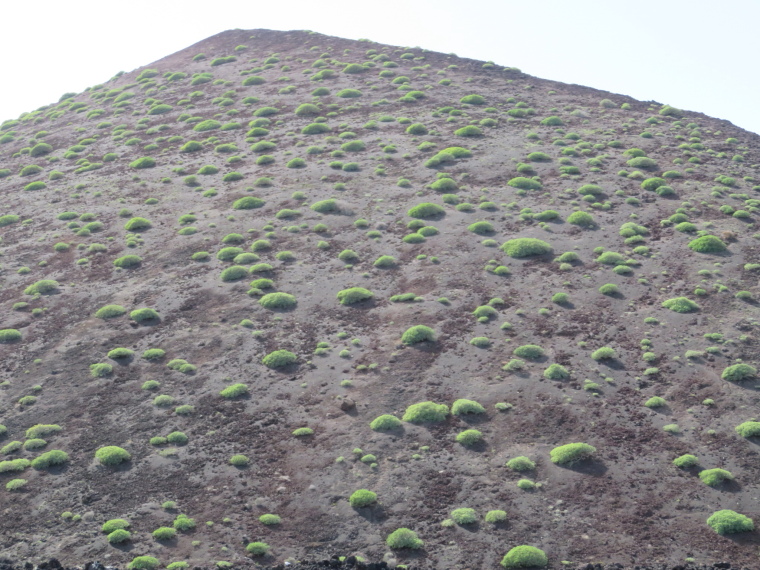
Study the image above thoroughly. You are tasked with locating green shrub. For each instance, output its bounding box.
[0,329,21,343]
[30,450,69,469]
[173,514,196,530]
[513,345,544,359]
[24,181,46,191]
[229,454,249,466]
[90,363,113,377]
[142,348,165,360]
[408,203,444,219]
[311,199,339,214]
[661,297,699,313]
[386,528,423,549]
[128,557,159,570]
[456,429,483,446]
[232,196,264,209]
[454,125,483,137]
[107,529,131,544]
[673,454,699,468]
[699,468,733,486]
[401,325,435,344]
[349,489,377,507]
[370,414,402,431]
[501,238,552,258]
[722,364,756,382]
[337,287,374,305]
[706,510,754,535]
[259,292,297,310]
[259,514,281,525]
[0,459,31,473]
[131,308,159,322]
[153,527,177,540]
[129,157,156,169]
[24,279,59,295]
[194,119,222,132]
[460,94,486,105]
[507,177,542,190]
[124,217,151,231]
[641,177,666,191]
[220,383,249,399]
[468,221,494,234]
[262,350,297,368]
[500,545,547,568]
[688,235,727,253]
[543,364,569,380]
[0,214,19,227]
[485,510,508,523]
[506,456,535,471]
[102,519,130,533]
[591,347,615,360]
[451,399,485,416]
[567,211,594,227]
[549,442,596,464]
[450,508,478,525]
[644,396,666,408]
[402,401,448,423]
[107,347,134,359]
[113,255,142,268]
[218,265,247,282]
[95,446,131,466]
[246,542,270,556]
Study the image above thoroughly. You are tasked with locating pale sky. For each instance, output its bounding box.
[2,0,758,135]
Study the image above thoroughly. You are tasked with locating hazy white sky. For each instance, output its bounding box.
[2,0,758,135]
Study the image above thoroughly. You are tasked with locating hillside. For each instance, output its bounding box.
[1,28,760,570]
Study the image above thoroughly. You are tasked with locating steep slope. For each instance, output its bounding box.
[1,28,760,569]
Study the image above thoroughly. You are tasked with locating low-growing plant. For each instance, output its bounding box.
[550,442,596,464]
[349,489,377,507]
[699,468,733,486]
[402,401,449,423]
[95,446,131,466]
[401,325,435,344]
[500,545,547,569]
[370,414,402,431]
[706,510,754,535]
[220,383,249,399]
[386,528,423,549]
[262,350,297,368]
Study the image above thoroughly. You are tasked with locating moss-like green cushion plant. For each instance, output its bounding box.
[698,468,733,486]
[336,287,374,305]
[688,235,727,253]
[722,364,756,382]
[220,383,248,399]
[349,489,377,507]
[549,443,596,465]
[735,421,760,437]
[567,211,594,227]
[24,279,59,295]
[95,446,131,466]
[130,308,159,322]
[245,542,269,556]
[673,454,698,468]
[456,429,483,446]
[124,217,151,231]
[30,450,69,469]
[507,177,542,190]
[128,557,159,570]
[543,364,569,380]
[386,528,423,549]
[262,350,297,368]
[401,325,435,344]
[370,414,402,431]
[591,347,615,360]
[259,514,281,525]
[0,329,21,343]
[500,545,547,568]
[259,292,297,310]
[506,456,536,471]
[113,255,142,268]
[451,399,485,416]
[402,401,449,423]
[706,510,754,535]
[661,297,699,313]
[232,196,264,209]
[408,203,445,219]
[513,345,544,359]
[501,238,552,258]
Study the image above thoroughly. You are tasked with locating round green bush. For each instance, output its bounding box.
[102,519,131,533]
[31,450,69,469]
[219,265,248,283]
[113,255,142,268]
[673,454,698,468]
[259,514,281,525]
[485,510,508,523]
[172,514,196,530]
[90,363,113,377]
[513,345,544,359]
[124,217,151,231]
[450,508,478,524]
[735,421,760,438]
[292,427,313,437]
[262,350,297,368]
[129,157,156,169]
[142,348,165,360]
[246,542,270,555]
[337,287,374,305]
[128,557,159,570]
[508,177,542,191]
[229,454,249,466]
[543,364,569,380]
[706,510,754,535]
[501,238,552,258]
[699,468,733,486]
[501,545,548,568]
[661,297,699,313]
[349,489,377,507]
[370,414,402,431]
[640,177,666,191]
[131,308,159,322]
[107,529,131,544]
[644,396,667,408]
[403,401,448,423]
[408,203,445,219]
[591,347,616,360]
[455,125,483,137]
[456,429,483,446]
[153,527,177,540]
[95,446,131,466]
[722,363,757,382]
[386,528,423,549]
[549,443,596,465]
[688,235,727,253]
[567,211,594,227]
[468,221,494,234]
[311,199,339,213]
[232,196,264,210]
[107,347,134,359]
[373,255,396,267]
[220,383,249,399]
[401,325,435,344]
[0,329,21,343]
[259,292,297,310]
[506,456,536,471]
[451,399,485,416]
[24,279,59,295]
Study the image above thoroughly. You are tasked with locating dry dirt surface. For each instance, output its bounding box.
[1,28,760,570]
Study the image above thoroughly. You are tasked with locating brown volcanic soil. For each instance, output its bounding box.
[1,28,760,569]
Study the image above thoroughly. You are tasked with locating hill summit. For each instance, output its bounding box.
[1,28,760,569]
